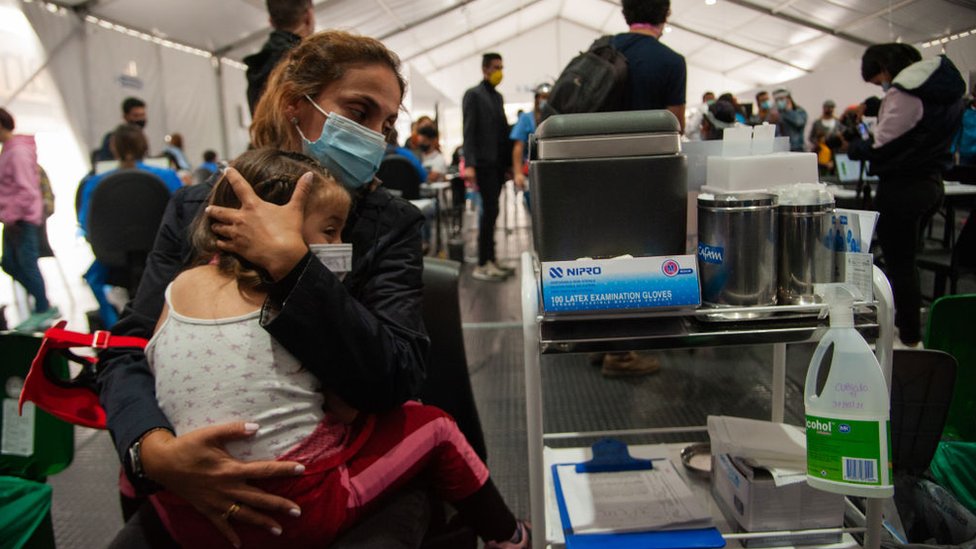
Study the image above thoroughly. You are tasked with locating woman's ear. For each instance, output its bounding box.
[284,102,299,124]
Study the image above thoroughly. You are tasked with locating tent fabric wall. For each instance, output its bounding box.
[21,2,249,167]
[157,47,227,165]
[219,60,252,162]
[18,2,90,162]
[16,0,976,164]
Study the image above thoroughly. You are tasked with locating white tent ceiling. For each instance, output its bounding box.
[36,0,976,107]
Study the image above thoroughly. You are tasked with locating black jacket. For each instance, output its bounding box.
[96,181,429,489]
[462,80,509,169]
[849,55,966,178]
[244,30,302,115]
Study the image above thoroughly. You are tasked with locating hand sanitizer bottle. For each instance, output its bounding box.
[805,284,893,497]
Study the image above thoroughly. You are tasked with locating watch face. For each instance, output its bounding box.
[128,442,143,475]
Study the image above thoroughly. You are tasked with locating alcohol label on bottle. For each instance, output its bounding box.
[806,414,891,486]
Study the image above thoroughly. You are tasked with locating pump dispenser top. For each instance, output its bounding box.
[805,284,892,497]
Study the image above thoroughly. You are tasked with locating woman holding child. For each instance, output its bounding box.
[99,30,527,548]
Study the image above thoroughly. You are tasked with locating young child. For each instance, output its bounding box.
[146,148,529,548]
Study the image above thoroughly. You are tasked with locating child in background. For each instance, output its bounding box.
[147,148,529,548]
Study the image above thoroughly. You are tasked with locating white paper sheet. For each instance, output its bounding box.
[2,399,35,457]
[707,415,806,467]
[555,459,713,534]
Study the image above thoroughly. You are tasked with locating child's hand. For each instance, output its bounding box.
[141,422,305,547]
[208,168,313,280]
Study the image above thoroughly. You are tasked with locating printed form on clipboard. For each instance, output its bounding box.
[549,439,725,549]
[554,459,713,534]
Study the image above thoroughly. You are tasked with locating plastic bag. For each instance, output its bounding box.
[930,441,976,515]
[893,475,976,546]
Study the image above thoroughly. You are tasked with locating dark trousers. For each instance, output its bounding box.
[476,165,504,266]
[875,172,944,344]
[1,221,50,312]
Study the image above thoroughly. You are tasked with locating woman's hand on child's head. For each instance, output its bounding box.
[208,168,313,281]
[140,422,305,548]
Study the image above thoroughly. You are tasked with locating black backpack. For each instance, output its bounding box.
[542,35,630,120]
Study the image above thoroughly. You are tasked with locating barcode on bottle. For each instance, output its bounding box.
[843,457,877,482]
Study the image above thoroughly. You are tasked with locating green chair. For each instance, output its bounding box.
[924,294,976,441]
[0,331,74,549]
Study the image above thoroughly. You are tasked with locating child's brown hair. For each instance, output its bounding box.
[191,148,350,291]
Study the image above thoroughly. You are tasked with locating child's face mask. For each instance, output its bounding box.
[309,243,353,281]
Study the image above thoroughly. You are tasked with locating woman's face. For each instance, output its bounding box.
[869,69,892,88]
[293,63,401,141]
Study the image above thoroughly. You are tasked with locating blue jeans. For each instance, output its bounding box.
[84,260,118,327]
[2,221,50,312]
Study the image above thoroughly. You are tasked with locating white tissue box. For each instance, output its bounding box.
[711,454,845,545]
[706,153,818,191]
[540,255,701,313]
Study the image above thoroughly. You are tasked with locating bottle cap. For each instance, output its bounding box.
[815,283,862,328]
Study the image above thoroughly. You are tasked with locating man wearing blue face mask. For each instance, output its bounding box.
[769,88,807,152]
[463,52,513,282]
[749,90,773,126]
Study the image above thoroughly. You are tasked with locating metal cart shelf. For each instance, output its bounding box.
[519,251,895,548]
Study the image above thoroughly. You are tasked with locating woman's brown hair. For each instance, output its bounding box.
[110,124,148,163]
[190,148,350,291]
[251,30,406,151]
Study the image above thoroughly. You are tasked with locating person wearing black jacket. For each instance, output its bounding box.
[98,30,429,547]
[463,53,512,282]
[848,44,966,346]
[243,0,315,115]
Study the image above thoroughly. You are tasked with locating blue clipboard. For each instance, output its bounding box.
[551,439,726,549]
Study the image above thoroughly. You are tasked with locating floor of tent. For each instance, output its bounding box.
[37,184,976,547]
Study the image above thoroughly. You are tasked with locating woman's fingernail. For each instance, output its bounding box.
[289,508,302,517]
[270,527,283,536]
[293,464,306,474]
[244,423,260,433]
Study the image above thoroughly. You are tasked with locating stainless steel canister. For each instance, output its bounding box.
[697,192,778,309]
[777,192,835,305]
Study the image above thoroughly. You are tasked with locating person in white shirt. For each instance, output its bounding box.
[416,125,447,181]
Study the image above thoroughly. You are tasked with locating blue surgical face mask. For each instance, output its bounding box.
[297,95,386,190]
[776,99,788,110]
[760,100,771,110]
[538,99,548,112]
[881,81,892,92]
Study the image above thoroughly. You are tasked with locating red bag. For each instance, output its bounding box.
[19,321,147,429]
